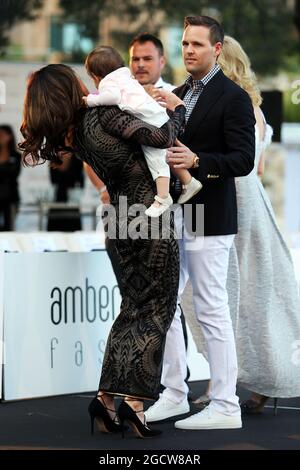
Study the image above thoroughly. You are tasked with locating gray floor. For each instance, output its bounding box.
[0,381,299,450]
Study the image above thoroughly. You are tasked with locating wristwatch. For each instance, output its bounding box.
[192,154,200,168]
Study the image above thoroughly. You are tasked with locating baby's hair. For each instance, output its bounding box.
[85,46,125,79]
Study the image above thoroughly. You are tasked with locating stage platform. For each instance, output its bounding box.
[0,381,299,450]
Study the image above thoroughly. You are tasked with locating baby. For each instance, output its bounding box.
[84,46,202,217]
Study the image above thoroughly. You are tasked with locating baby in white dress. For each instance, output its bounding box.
[84,46,201,217]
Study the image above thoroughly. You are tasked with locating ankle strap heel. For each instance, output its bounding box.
[88,395,122,434]
[118,400,162,439]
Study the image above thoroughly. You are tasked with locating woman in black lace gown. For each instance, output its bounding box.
[20,64,185,437]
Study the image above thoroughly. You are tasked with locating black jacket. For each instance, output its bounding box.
[173,69,256,236]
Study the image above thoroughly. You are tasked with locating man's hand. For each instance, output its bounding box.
[166,139,196,169]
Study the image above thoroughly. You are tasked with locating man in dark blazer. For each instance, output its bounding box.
[145,15,255,430]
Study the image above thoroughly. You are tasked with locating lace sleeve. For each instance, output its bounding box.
[98,105,185,149]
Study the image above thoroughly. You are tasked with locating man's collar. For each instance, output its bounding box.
[155,77,164,88]
[154,77,175,91]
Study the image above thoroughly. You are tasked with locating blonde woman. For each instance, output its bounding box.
[192,36,300,414]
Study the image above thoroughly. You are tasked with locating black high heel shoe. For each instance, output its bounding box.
[118,400,162,439]
[88,394,123,434]
[241,396,278,415]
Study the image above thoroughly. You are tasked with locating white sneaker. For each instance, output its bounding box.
[175,405,242,430]
[145,396,190,422]
[145,194,173,217]
[177,177,202,204]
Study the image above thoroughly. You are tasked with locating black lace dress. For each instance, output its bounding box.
[75,104,185,400]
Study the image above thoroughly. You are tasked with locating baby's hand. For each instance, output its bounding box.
[82,96,88,106]
[152,88,184,111]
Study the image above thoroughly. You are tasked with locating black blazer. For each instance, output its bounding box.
[173,69,256,236]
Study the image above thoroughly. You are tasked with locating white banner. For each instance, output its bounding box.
[3,251,121,400]
[0,240,227,400]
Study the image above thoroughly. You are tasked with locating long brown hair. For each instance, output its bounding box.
[19,64,84,166]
